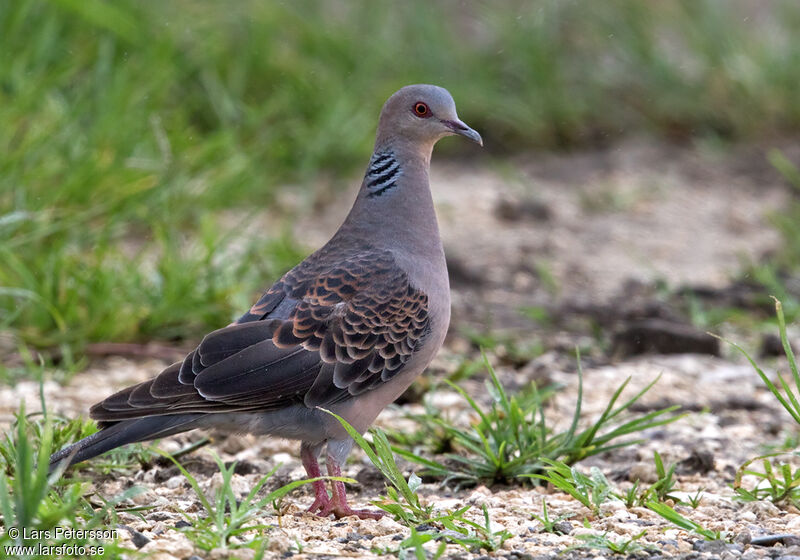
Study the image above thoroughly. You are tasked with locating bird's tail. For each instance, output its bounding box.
[48,414,203,473]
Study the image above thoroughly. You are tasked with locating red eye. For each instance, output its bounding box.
[413,102,430,117]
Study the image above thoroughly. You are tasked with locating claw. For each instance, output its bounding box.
[327,501,383,520]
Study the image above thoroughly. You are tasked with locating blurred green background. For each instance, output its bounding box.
[2,0,800,375]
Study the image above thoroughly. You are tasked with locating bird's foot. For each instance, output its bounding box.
[299,444,384,520]
[301,493,381,519]
[302,479,333,515]
[319,480,384,520]
[305,495,331,515]
[317,500,384,520]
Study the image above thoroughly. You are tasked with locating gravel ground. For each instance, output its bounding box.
[2,139,800,559]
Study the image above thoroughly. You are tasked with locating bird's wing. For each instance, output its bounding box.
[90,248,430,422]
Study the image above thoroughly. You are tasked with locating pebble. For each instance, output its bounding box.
[599,499,626,514]
[740,510,757,522]
[272,452,293,465]
[375,515,404,534]
[628,462,658,483]
[466,485,492,505]
[165,475,185,489]
[786,516,800,533]
[131,489,158,506]
[119,525,151,549]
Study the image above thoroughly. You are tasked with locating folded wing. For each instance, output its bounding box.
[90,248,430,424]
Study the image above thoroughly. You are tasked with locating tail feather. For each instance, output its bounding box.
[48,414,203,472]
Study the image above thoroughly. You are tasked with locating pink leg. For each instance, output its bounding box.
[300,443,331,514]
[317,452,383,520]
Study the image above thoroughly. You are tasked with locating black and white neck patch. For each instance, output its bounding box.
[365,151,401,198]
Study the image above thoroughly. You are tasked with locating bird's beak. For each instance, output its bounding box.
[442,119,483,146]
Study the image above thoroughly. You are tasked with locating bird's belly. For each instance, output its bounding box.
[196,406,331,444]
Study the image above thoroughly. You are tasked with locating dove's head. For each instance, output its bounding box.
[376,84,482,149]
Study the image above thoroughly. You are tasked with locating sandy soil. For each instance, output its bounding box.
[3,139,800,559]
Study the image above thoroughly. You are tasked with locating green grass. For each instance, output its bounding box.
[0,412,96,478]
[332,386,722,556]
[646,502,727,542]
[0,396,340,558]
[566,530,654,555]
[534,451,682,515]
[161,450,330,552]
[389,352,682,486]
[4,1,800,364]
[715,298,800,509]
[702,297,800,510]
[326,409,512,555]
[733,453,800,507]
[530,500,574,534]
[0,403,138,558]
[717,298,800,427]
[531,460,616,515]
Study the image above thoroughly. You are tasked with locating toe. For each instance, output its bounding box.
[333,506,384,520]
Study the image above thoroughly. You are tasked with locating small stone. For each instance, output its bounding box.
[787,516,800,534]
[131,489,157,506]
[272,452,293,465]
[119,524,151,549]
[153,466,181,483]
[466,485,492,505]
[166,475,185,489]
[740,511,757,522]
[693,540,744,554]
[376,515,404,534]
[552,521,573,535]
[677,448,716,474]
[209,547,256,559]
[743,500,781,521]
[599,500,626,513]
[145,511,177,522]
[629,462,658,484]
